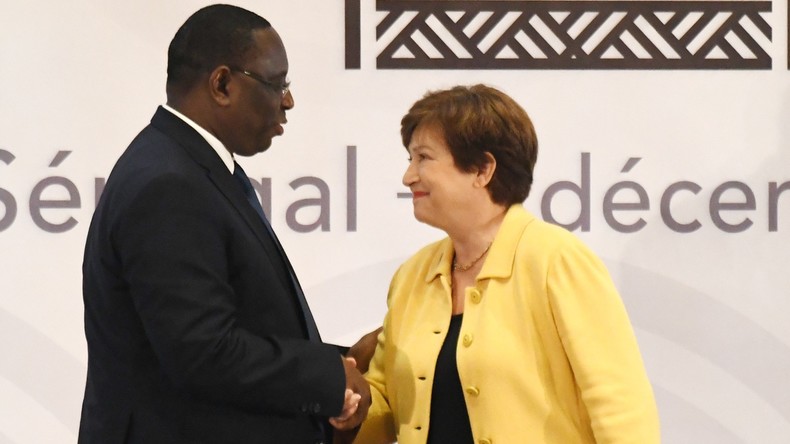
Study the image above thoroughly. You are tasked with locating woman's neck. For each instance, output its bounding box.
[448,204,508,265]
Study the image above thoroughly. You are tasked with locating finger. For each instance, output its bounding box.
[335,392,361,421]
[335,405,356,421]
[329,415,360,431]
[329,417,350,429]
[342,396,360,418]
[329,409,357,427]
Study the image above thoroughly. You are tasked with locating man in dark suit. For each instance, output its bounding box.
[79,5,370,443]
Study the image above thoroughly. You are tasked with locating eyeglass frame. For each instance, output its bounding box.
[227,65,290,98]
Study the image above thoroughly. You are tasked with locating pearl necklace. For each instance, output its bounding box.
[452,242,492,272]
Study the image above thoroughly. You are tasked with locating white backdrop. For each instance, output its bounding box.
[1,1,789,442]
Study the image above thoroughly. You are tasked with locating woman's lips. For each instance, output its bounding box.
[412,191,428,199]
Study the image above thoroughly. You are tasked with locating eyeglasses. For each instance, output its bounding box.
[228,66,290,98]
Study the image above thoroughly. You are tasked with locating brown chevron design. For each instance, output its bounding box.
[374,0,772,69]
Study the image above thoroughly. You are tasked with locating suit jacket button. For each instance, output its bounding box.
[311,403,322,414]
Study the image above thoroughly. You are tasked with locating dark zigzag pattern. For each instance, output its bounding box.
[376,0,772,69]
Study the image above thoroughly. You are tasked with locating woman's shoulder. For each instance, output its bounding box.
[513,207,596,257]
[506,206,577,243]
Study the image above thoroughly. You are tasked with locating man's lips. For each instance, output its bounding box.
[412,191,429,199]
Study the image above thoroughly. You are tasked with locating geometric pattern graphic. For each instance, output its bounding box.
[373,0,772,69]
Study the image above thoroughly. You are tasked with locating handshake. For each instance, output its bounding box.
[329,327,382,438]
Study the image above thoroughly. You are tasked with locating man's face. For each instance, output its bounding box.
[223,27,294,157]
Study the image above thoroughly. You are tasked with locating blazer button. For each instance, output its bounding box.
[311,403,322,414]
[300,404,309,413]
[462,333,474,347]
[470,289,482,304]
[465,386,480,397]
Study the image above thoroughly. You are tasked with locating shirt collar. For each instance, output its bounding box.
[426,204,535,283]
[162,104,235,174]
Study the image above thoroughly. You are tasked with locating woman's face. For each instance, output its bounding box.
[402,124,479,231]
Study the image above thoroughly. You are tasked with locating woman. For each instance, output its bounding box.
[354,85,660,443]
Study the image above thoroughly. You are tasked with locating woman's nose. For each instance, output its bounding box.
[402,161,417,186]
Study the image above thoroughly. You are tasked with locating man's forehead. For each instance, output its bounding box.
[247,28,288,74]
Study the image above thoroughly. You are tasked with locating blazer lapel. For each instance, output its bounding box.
[149,107,297,300]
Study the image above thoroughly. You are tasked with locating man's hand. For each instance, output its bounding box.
[346,326,383,374]
[332,388,361,422]
[329,357,371,431]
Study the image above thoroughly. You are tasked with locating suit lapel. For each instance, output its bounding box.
[149,107,299,307]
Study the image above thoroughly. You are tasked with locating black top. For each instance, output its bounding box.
[427,314,474,444]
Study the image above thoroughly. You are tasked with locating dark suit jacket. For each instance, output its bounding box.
[79,107,345,444]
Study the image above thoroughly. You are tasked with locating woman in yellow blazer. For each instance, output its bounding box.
[352,85,660,443]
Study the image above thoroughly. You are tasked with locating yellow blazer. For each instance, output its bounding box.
[356,205,660,444]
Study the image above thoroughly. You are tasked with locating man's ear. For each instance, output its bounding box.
[474,152,497,188]
[209,66,233,106]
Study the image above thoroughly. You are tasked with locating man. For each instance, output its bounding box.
[79,5,369,443]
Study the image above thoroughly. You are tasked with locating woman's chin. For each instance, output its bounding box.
[412,211,440,230]
[412,207,426,222]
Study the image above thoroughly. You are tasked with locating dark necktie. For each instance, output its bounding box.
[232,162,321,342]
